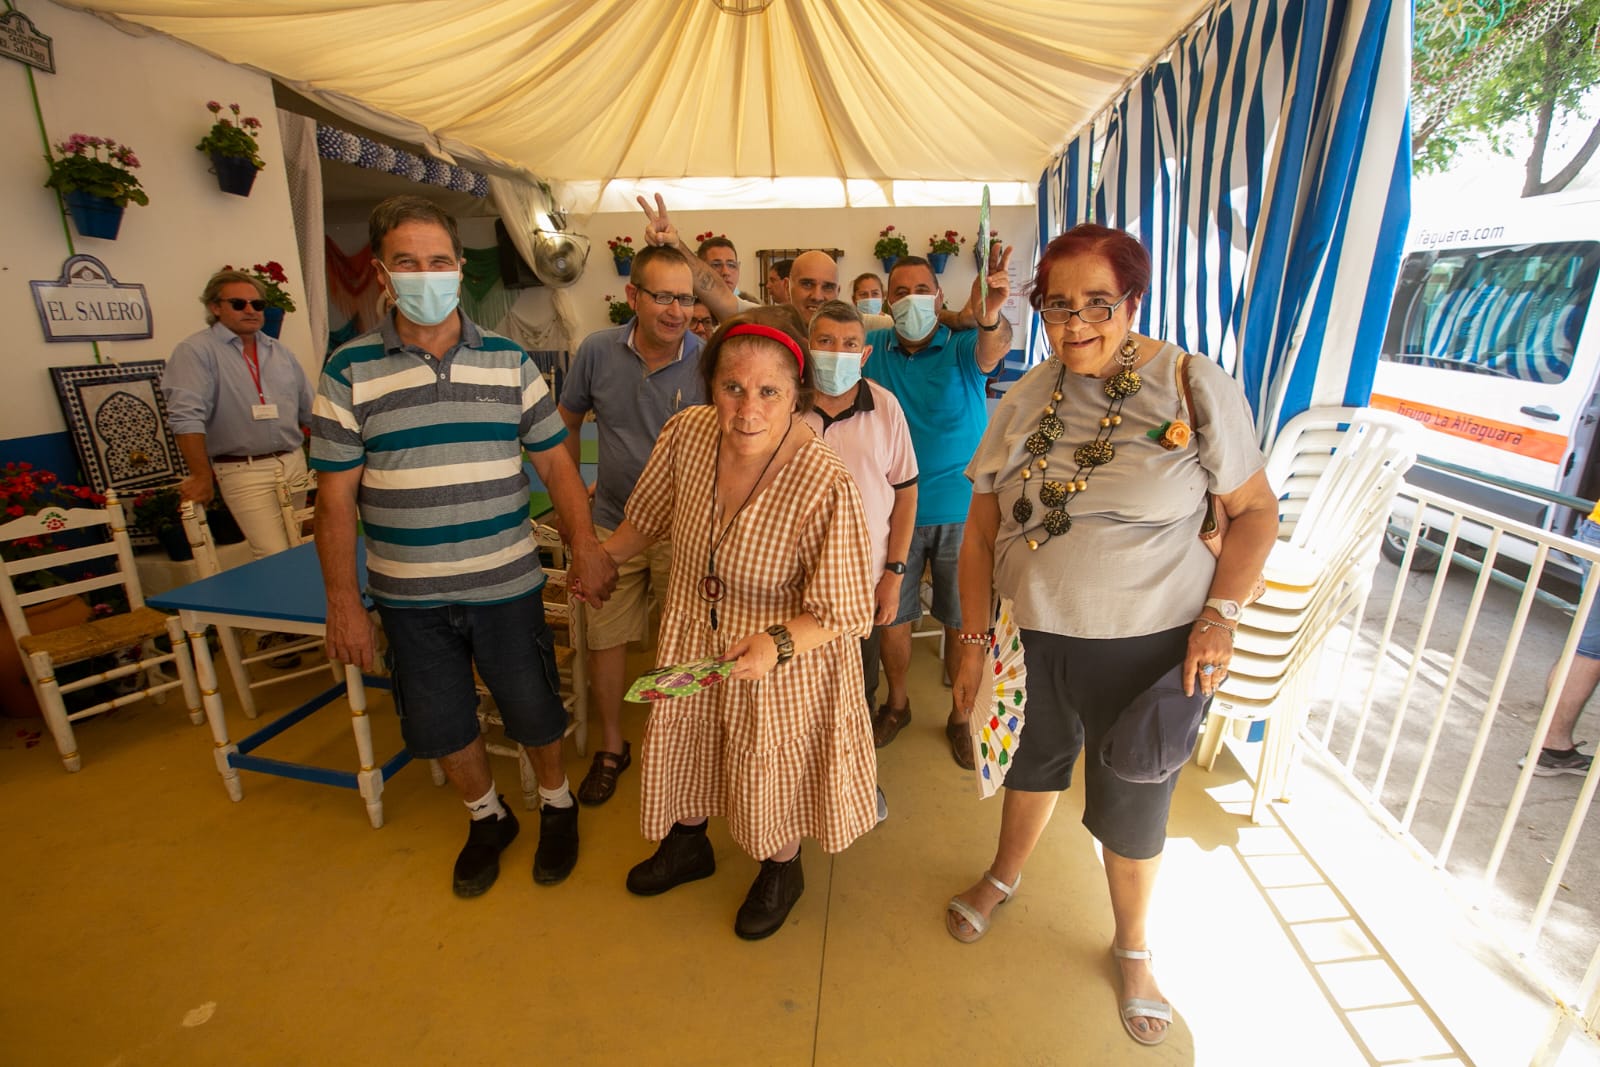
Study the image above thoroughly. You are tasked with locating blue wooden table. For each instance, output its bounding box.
[149,542,411,828]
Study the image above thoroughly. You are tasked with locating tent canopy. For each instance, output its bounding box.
[64,0,1211,189]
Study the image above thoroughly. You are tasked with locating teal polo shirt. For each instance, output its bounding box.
[864,324,997,526]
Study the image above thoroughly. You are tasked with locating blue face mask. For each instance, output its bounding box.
[385,268,461,326]
[810,349,864,396]
[890,293,938,340]
[855,297,883,316]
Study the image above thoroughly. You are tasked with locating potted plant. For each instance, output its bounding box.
[975,229,1003,270]
[608,236,635,276]
[225,261,297,337]
[196,101,266,197]
[928,230,965,273]
[0,463,103,715]
[604,293,635,326]
[43,134,148,241]
[873,225,909,272]
[130,486,190,561]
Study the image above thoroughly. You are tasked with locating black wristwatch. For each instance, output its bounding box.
[976,318,1001,332]
[884,561,906,575]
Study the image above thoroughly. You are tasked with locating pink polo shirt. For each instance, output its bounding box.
[803,379,919,576]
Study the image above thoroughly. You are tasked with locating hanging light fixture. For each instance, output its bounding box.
[712,0,775,13]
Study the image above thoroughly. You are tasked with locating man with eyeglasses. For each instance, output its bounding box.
[864,249,1014,771]
[689,301,716,343]
[558,244,707,807]
[164,268,315,562]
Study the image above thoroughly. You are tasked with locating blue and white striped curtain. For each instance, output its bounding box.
[1036,0,1412,447]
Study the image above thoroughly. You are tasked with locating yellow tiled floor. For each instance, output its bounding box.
[0,637,1517,1065]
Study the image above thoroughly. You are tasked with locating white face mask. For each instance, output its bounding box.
[890,293,938,340]
[855,297,883,316]
[810,349,864,396]
[384,267,461,326]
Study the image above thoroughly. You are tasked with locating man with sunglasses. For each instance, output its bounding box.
[163,268,315,560]
[557,244,706,807]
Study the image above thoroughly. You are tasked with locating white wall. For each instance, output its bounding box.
[0,1,311,444]
[563,203,1039,341]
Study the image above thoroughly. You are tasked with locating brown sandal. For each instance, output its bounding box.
[874,703,912,749]
[946,715,975,771]
[577,741,631,806]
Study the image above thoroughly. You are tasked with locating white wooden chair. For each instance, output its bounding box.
[474,524,590,808]
[179,502,331,718]
[0,490,202,771]
[274,469,316,547]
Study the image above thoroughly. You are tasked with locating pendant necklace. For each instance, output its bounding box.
[701,418,795,630]
[1012,334,1142,551]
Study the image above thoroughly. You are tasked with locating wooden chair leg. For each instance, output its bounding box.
[27,651,80,772]
[165,616,204,725]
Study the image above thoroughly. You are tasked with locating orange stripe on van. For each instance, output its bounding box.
[1368,394,1569,464]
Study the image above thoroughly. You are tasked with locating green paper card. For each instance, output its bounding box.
[625,657,734,703]
[978,184,991,307]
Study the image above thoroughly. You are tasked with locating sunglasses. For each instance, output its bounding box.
[223,298,268,312]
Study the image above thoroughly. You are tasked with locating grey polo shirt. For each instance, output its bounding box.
[163,321,314,458]
[560,322,706,529]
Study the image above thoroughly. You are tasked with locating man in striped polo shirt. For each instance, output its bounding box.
[312,195,618,899]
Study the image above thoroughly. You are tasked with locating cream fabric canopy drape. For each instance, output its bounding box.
[62,0,1211,188]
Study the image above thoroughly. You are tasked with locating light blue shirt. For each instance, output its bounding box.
[163,321,313,458]
[864,324,997,526]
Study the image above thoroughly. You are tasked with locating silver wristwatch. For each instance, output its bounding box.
[1204,597,1242,621]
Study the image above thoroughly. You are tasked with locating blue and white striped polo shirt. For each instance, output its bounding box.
[310,311,566,608]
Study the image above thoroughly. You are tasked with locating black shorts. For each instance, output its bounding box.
[1003,626,1192,860]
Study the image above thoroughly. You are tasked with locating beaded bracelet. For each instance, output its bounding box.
[1194,618,1236,635]
[958,631,991,646]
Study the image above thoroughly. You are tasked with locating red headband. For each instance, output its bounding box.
[723,323,806,372]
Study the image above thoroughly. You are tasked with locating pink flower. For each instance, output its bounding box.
[243,117,261,130]
[207,100,221,112]
[5,505,22,518]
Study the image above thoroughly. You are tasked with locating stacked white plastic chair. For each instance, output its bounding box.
[1194,407,1417,822]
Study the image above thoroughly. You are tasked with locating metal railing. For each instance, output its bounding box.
[1302,479,1600,1061]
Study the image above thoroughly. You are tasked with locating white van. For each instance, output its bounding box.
[1370,191,1600,566]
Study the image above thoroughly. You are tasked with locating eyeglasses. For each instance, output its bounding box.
[223,298,268,312]
[706,259,740,270]
[690,317,716,330]
[1038,291,1133,325]
[635,285,697,308]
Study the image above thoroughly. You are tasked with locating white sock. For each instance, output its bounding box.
[465,786,506,821]
[538,779,574,809]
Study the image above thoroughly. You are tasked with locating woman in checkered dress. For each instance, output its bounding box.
[595,306,877,940]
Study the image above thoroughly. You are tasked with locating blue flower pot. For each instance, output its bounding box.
[210,152,259,197]
[64,191,124,240]
[615,259,632,276]
[880,256,898,273]
[261,306,285,338]
[928,252,949,274]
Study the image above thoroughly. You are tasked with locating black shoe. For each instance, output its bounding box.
[626,822,716,896]
[532,801,579,885]
[734,848,805,941]
[452,806,519,898]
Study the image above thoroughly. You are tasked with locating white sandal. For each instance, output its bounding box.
[1112,947,1173,1046]
[944,870,1021,943]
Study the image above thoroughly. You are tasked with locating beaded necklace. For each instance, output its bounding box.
[1012,335,1142,551]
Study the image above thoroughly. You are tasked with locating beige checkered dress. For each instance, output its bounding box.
[625,405,878,858]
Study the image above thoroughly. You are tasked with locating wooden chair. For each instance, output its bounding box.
[0,490,202,772]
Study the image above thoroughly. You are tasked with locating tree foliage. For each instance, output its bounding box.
[1414,0,1600,196]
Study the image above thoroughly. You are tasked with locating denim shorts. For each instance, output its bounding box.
[1001,625,1193,861]
[377,591,566,759]
[892,522,964,628]
[1576,519,1600,659]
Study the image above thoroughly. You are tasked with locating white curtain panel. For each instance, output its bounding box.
[278,109,328,360]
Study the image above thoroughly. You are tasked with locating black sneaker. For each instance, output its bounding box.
[452,806,519,898]
[532,801,579,885]
[734,848,805,941]
[626,822,716,896]
[1534,744,1593,778]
